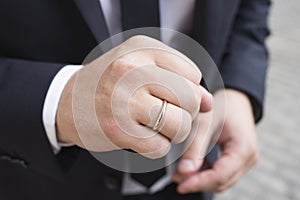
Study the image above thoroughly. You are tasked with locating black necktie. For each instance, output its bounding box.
[120,0,166,188]
[121,0,160,30]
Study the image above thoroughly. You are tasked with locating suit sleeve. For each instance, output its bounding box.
[219,0,271,123]
[0,57,66,178]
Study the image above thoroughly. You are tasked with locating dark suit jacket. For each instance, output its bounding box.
[0,0,270,200]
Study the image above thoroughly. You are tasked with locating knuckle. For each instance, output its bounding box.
[214,187,226,193]
[215,173,228,187]
[215,178,226,187]
[126,35,152,45]
[110,58,135,76]
[102,119,119,134]
[101,119,124,145]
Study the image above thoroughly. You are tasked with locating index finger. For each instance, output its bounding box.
[152,48,202,85]
[123,35,202,85]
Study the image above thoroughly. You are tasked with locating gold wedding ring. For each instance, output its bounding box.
[152,100,167,132]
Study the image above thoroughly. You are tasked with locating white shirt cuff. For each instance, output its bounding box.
[42,65,83,154]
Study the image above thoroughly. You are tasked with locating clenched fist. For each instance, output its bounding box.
[56,35,212,159]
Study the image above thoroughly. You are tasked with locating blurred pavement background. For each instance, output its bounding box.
[215,1,300,200]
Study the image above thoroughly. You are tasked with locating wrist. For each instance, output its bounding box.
[224,88,255,124]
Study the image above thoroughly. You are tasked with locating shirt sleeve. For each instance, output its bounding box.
[42,65,83,153]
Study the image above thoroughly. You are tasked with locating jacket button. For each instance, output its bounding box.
[104,176,119,190]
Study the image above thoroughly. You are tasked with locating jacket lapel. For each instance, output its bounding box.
[73,0,109,43]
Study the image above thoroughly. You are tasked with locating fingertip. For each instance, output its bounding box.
[178,159,197,174]
[178,157,204,174]
[201,92,213,112]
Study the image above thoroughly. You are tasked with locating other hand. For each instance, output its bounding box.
[172,89,259,193]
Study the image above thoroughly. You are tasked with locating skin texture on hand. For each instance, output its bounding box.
[172,89,259,193]
[56,35,212,159]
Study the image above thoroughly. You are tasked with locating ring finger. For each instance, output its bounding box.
[131,93,193,144]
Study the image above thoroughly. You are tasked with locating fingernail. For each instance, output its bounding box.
[179,159,195,172]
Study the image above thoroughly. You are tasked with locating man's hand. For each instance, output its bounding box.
[56,35,212,159]
[172,89,259,193]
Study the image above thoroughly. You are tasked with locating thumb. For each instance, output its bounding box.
[199,86,213,113]
[177,113,212,174]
